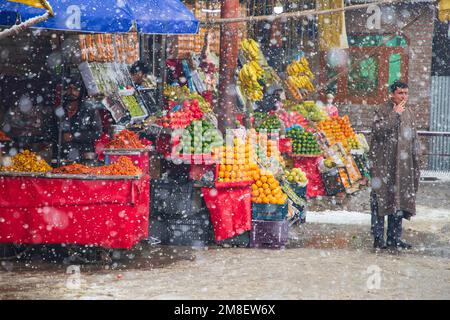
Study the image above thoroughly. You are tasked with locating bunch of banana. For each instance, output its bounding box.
[241,38,260,61]
[285,79,303,101]
[287,75,315,92]
[238,61,264,101]
[286,57,315,79]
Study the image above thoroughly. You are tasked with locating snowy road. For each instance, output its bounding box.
[1,181,450,300]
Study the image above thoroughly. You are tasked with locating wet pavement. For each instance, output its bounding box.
[1,180,449,299]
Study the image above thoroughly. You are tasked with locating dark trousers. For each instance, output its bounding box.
[371,193,403,244]
[372,211,403,244]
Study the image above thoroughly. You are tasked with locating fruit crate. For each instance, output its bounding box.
[149,211,214,246]
[321,168,346,196]
[250,220,289,249]
[351,152,370,178]
[166,213,214,246]
[150,179,202,218]
[252,202,288,221]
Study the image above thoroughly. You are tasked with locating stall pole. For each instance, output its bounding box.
[217,0,240,133]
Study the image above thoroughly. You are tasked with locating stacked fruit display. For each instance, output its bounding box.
[0,150,52,173]
[158,99,204,129]
[180,120,222,155]
[277,110,309,129]
[187,92,213,113]
[255,132,285,166]
[287,128,322,155]
[285,168,308,186]
[241,38,261,61]
[317,116,359,151]
[217,137,258,182]
[251,170,288,205]
[256,114,281,132]
[239,60,264,101]
[347,136,361,150]
[163,84,190,102]
[292,101,329,122]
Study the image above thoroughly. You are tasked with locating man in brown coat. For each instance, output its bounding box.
[369,81,421,250]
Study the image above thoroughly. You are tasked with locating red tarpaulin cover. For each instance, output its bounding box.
[0,175,150,249]
[201,185,252,241]
[293,156,326,198]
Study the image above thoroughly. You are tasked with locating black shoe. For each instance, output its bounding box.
[386,239,412,250]
[373,239,387,250]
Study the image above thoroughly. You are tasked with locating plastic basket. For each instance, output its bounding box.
[148,212,213,246]
[150,179,198,218]
[252,202,288,221]
[166,213,213,246]
[250,219,289,249]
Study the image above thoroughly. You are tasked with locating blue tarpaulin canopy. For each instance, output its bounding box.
[0,0,199,34]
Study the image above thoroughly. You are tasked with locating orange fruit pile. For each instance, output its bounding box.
[217,138,257,182]
[317,116,357,150]
[251,170,288,205]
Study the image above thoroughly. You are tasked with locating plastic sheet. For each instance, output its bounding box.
[0,175,150,249]
[201,186,252,242]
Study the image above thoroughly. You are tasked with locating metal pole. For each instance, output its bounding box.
[217,0,240,133]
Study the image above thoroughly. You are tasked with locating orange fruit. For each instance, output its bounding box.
[251,184,258,191]
[219,171,225,178]
[256,180,263,187]
[262,183,269,190]
[252,190,260,197]
[267,177,275,184]
[226,164,232,172]
[261,176,268,183]
[264,188,272,195]
[258,188,264,194]
[269,182,279,189]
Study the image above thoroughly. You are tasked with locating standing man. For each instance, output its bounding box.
[369,81,421,250]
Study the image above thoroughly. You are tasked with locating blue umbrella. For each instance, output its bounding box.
[0,0,199,34]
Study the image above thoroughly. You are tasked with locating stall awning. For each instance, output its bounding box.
[0,0,199,34]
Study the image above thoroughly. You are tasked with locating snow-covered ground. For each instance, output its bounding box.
[307,206,450,226]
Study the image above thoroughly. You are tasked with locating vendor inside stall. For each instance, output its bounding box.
[49,75,103,163]
[130,61,150,88]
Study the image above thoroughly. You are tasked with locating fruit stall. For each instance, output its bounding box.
[0,31,371,252]
[0,150,150,249]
